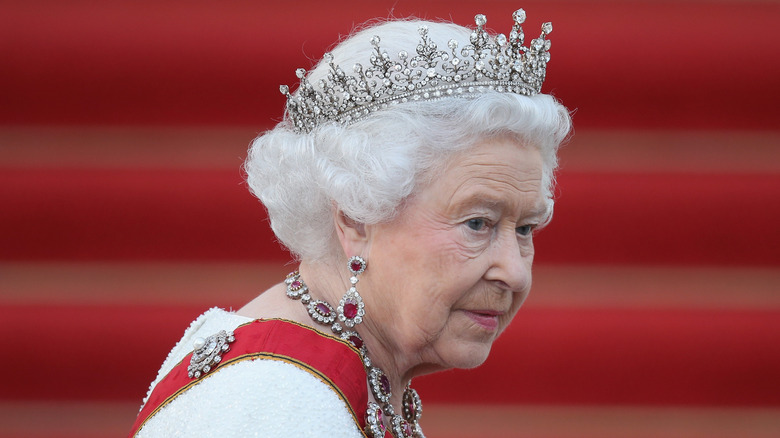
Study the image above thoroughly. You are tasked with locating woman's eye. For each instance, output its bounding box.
[516,225,533,236]
[466,218,487,231]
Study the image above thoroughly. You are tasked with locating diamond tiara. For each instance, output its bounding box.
[280,10,553,133]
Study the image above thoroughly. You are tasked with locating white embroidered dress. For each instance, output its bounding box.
[133,308,365,438]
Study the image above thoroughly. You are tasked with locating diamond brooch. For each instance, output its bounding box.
[187,330,235,379]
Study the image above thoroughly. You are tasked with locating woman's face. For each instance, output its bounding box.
[362,135,546,374]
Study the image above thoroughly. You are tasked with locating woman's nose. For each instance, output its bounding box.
[485,231,533,293]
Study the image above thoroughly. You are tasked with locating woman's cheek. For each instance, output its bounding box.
[455,227,493,258]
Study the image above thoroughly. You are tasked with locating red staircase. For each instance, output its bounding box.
[2,1,779,436]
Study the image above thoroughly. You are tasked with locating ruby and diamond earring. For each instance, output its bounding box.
[338,256,366,328]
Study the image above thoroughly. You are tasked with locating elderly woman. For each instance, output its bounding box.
[130,9,570,438]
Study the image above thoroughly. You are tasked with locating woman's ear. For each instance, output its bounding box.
[334,208,369,257]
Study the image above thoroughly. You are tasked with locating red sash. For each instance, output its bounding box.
[129,318,369,437]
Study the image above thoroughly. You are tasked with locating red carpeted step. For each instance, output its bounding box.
[0,304,205,401]
[0,167,284,261]
[4,402,780,438]
[3,262,779,310]
[537,171,780,266]
[1,1,778,129]
[2,303,778,406]
[417,307,780,407]
[1,168,778,265]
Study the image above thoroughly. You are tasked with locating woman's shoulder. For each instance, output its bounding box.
[142,308,252,398]
[133,314,368,437]
[134,358,365,437]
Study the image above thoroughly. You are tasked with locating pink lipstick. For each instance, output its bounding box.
[464,310,501,331]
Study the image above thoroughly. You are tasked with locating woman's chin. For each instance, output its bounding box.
[444,342,494,370]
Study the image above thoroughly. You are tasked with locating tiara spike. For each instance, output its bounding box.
[282,10,554,133]
[513,9,527,24]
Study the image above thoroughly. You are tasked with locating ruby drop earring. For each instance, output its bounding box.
[338,256,366,328]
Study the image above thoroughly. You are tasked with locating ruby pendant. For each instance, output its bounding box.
[338,287,365,327]
[344,301,358,319]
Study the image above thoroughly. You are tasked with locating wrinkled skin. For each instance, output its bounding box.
[355,135,547,381]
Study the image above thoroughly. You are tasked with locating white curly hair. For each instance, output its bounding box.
[245,19,571,261]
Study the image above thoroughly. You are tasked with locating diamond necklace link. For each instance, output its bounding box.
[285,271,424,438]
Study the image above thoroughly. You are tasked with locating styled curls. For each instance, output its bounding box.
[245,20,571,261]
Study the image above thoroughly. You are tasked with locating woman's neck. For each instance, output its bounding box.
[298,260,415,408]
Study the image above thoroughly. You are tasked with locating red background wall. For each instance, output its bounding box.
[1,1,779,436]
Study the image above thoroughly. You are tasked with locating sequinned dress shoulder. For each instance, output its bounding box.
[130,308,368,437]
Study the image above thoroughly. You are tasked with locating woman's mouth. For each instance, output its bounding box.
[463,310,501,331]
